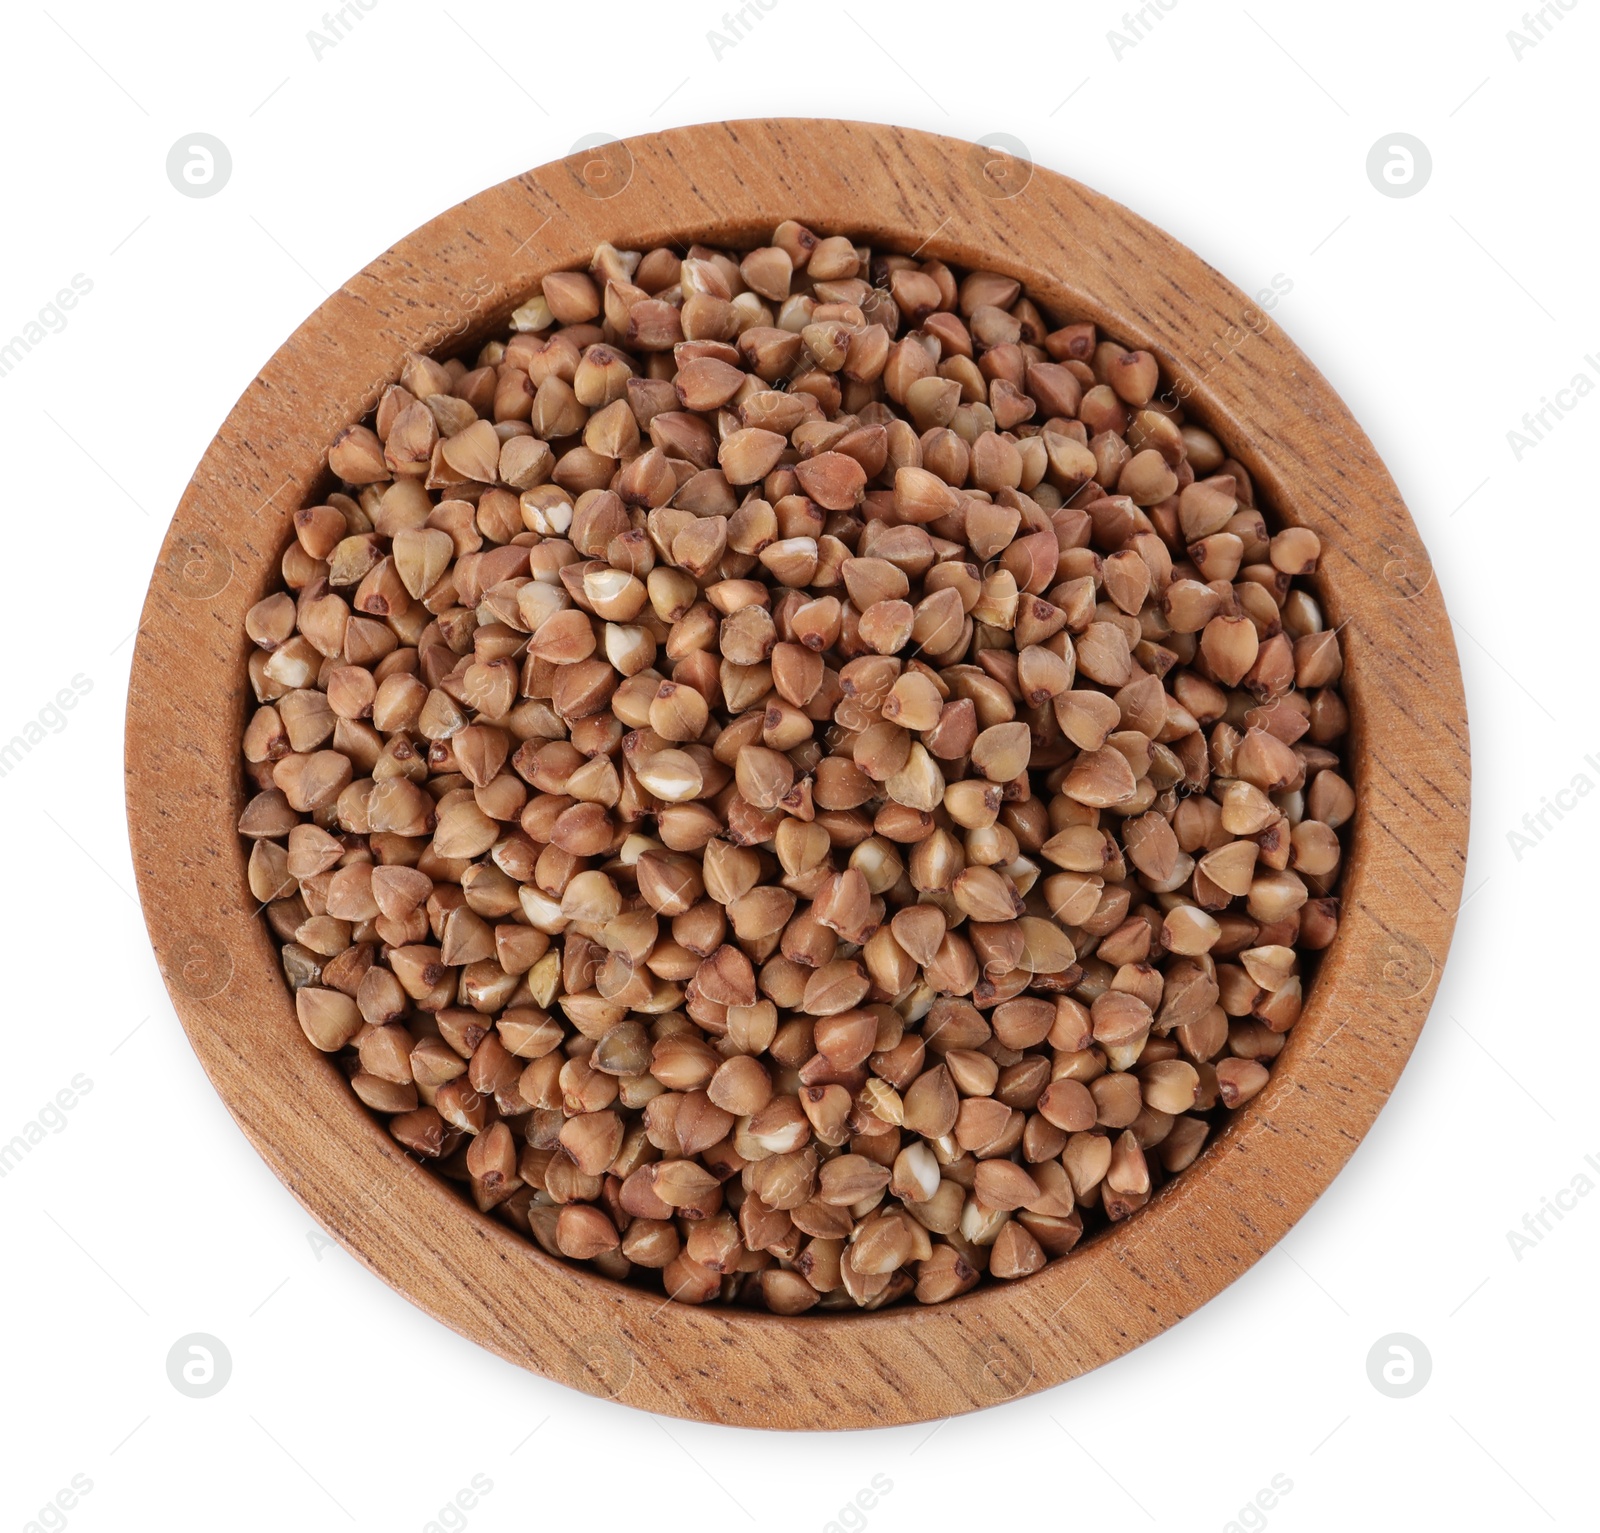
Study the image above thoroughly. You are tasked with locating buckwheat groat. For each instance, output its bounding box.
[240,224,1349,1310]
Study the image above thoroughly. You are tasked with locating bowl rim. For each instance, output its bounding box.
[125,117,1469,1430]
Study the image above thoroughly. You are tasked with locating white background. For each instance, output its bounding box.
[1,1,1593,1529]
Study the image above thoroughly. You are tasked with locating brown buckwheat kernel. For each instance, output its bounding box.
[241,223,1350,1312]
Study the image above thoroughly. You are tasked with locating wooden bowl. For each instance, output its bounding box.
[126,119,1469,1429]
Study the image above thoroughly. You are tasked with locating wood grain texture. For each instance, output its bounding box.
[125,120,1469,1430]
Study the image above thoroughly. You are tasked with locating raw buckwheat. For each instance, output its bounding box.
[240,224,1350,1310]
